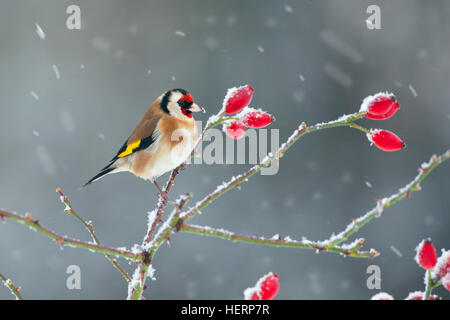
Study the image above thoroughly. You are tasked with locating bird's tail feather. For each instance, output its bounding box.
[83,166,115,187]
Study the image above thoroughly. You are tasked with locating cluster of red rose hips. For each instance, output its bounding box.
[372,238,450,300]
[361,92,406,152]
[223,87,406,153]
[222,85,274,139]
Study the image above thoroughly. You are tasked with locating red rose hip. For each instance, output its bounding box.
[241,109,274,128]
[361,92,400,120]
[224,85,255,114]
[369,129,406,152]
[415,238,437,270]
[366,100,400,120]
[225,121,246,140]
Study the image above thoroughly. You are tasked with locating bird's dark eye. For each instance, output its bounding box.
[178,100,192,109]
[177,93,194,109]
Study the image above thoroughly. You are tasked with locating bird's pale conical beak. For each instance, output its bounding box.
[190,103,206,113]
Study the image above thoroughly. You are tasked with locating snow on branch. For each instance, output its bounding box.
[179,224,375,258]
[323,150,450,249]
[128,193,192,300]
[56,188,131,282]
[0,209,143,261]
[175,150,450,258]
[0,273,23,300]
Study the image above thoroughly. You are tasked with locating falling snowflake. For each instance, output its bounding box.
[52,64,61,80]
[323,63,353,88]
[409,84,418,97]
[284,5,293,13]
[175,30,186,37]
[390,245,403,257]
[320,29,363,64]
[30,91,39,100]
[35,23,46,39]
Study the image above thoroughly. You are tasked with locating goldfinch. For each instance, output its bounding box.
[84,88,204,200]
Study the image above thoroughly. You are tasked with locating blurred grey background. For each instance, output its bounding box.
[1,0,449,300]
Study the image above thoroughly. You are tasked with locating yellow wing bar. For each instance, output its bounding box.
[117,140,141,158]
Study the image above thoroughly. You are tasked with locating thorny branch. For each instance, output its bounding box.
[177,150,450,257]
[323,150,450,248]
[128,194,192,300]
[0,209,143,261]
[56,188,131,282]
[180,224,373,258]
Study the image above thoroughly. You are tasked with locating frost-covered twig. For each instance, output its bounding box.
[0,273,23,300]
[0,210,143,261]
[179,224,376,258]
[323,150,450,248]
[177,150,450,257]
[56,188,131,282]
[129,194,192,300]
[424,270,435,300]
[143,167,181,245]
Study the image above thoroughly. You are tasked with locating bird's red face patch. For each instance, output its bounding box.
[178,93,194,118]
[181,108,193,118]
[179,93,194,104]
